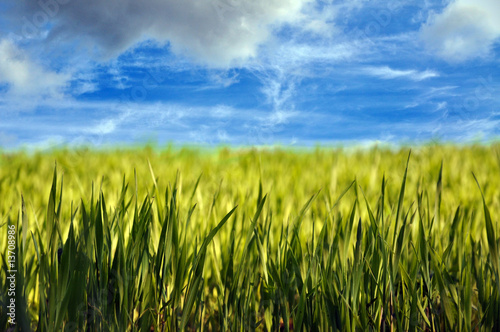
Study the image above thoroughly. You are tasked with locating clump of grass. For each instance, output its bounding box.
[1,145,500,331]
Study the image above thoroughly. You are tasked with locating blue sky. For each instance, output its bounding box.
[1,0,500,149]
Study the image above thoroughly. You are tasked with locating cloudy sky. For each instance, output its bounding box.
[1,0,499,149]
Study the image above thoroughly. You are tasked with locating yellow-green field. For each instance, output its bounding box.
[1,144,500,331]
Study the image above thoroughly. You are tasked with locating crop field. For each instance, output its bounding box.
[1,144,500,331]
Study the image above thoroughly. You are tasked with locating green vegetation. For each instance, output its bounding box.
[1,144,500,331]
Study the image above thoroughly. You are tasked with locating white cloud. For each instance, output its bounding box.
[0,39,69,97]
[363,66,439,81]
[268,110,300,126]
[87,119,118,135]
[421,0,500,61]
[211,105,233,118]
[435,101,447,111]
[7,0,311,67]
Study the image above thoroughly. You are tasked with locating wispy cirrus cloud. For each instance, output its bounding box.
[363,66,439,81]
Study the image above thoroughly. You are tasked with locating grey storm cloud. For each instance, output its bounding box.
[7,0,309,66]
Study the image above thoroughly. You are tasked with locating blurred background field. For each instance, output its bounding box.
[1,144,500,331]
[2,144,499,225]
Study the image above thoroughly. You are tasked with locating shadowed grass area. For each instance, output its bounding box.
[1,144,500,331]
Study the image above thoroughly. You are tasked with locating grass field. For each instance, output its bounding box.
[1,144,500,331]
